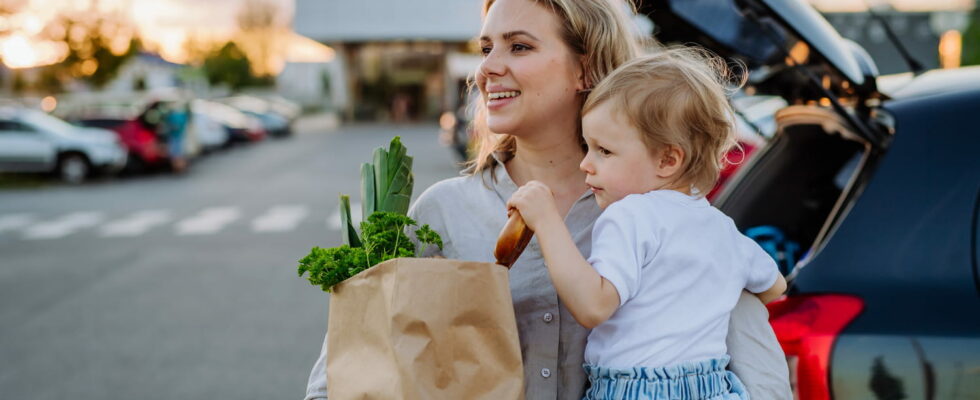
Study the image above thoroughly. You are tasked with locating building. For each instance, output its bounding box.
[293,0,483,122]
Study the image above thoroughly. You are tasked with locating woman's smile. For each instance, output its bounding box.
[486,88,522,111]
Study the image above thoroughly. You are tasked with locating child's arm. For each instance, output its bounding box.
[755,274,787,304]
[508,181,620,329]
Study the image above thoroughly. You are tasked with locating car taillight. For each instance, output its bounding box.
[767,294,864,400]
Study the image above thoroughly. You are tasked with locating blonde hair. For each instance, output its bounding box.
[583,46,745,196]
[468,0,646,176]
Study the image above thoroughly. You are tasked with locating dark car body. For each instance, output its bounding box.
[638,0,980,398]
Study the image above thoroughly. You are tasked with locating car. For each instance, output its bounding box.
[0,107,127,183]
[189,99,232,152]
[217,95,292,137]
[193,100,266,143]
[639,0,980,399]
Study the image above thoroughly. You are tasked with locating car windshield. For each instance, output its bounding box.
[22,110,78,135]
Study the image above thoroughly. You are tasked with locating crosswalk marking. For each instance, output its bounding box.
[327,202,362,231]
[22,212,105,240]
[175,207,241,236]
[100,210,174,237]
[0,214,34,234]
[252,205,309,233]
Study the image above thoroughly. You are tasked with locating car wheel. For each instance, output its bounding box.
[58,154,90,184]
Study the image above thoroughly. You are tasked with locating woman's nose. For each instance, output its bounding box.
[479,49,505,78]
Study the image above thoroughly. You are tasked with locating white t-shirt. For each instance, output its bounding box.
[583,190,779,369]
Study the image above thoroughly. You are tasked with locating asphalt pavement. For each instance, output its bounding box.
[0,116,461,399]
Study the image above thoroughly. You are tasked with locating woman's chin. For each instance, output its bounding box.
[485,116,520,135]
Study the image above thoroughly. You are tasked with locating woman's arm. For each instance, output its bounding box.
[727,291,793,399]
[304,333,329,400]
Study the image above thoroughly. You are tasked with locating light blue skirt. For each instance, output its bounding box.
[583,356,749,400]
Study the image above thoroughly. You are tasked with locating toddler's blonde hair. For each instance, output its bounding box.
[583,46,745,196]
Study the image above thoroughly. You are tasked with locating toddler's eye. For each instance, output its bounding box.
[598,147,612,156]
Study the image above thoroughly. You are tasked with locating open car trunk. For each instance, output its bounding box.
[715,105,875,276]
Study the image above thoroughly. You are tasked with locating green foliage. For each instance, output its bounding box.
[297,211,443,292]
[298,137,441,292]
[339,194,361,247]
[963,9,980,67]
[203,42,271,90]
[361,137,413,217]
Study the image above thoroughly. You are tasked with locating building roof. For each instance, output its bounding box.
[293,0,482,42]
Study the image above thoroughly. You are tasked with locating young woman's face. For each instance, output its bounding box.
[477,0,585,135]
[580,101,671,209]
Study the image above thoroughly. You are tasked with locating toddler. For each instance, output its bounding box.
[508,48,787,400]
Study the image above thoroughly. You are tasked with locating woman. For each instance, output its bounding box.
[306,0,790,398]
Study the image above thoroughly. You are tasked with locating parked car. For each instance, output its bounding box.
[0,107,126,183]
[193,100,266,143]
[217,95,292,137]
[640,0,980,399]
[68,110,167,172]
[189,99,231,152]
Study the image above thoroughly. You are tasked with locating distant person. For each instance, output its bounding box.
[507,49,787,400]
[165,102,189,173]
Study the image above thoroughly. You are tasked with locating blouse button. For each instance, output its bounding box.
[541,368,552,378]
[542,312,554,323]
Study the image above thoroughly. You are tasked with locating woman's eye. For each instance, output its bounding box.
[481,46,492,56]
[512,43,531,52]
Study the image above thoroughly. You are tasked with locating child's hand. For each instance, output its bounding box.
[506,181,561,233]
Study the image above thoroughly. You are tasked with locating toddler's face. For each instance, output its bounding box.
[580,102,671,209]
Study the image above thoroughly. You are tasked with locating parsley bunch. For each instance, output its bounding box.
[297,137,443,292]
[298,212,442,292]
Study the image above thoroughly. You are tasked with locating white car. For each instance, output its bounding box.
[0,107,127,183]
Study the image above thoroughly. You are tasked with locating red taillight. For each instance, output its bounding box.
[767,294,864,400]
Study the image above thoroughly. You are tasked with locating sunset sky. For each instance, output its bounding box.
[0,0,294,68]
[0,0,972,70]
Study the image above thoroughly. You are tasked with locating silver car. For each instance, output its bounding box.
[0,107,127,183]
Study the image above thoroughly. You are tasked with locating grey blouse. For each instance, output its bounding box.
[305,163,791,400]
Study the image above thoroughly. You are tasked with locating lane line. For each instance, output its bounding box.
[22,212,104,240]
[0,213,34,234]
[100,210,174,237]
[251,205,310,233]
[174,207,241,236]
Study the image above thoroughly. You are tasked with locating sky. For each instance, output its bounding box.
[0,0,972,69]
[0,0,295,67]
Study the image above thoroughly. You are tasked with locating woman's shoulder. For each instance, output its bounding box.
[411,173,495,220]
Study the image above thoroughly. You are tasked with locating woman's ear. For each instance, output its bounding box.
[656,146,685,178]
[576,56,590,93]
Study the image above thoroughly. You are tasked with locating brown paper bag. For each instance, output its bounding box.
[326,257,525,400]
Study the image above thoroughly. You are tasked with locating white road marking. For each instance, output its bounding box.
[327,202,362,230]
[174,207,241,235]
[0,214,34,234]
[22,212,104,240]
[100,210,174,237]
[251,205,309,233]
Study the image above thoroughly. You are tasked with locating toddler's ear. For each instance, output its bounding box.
[657,146,685,177]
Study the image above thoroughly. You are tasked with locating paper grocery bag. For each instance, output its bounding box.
[326,257,525,400]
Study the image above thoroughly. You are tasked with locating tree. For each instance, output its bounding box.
[40,10,140,89]
[235,0,285,77]
[963,8,980,67]
[203,41,266,90]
